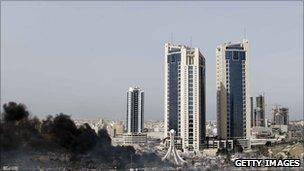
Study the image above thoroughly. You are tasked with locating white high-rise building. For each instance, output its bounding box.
[164,43,206,151]
[216,39,251,140]
[126,87,144,133]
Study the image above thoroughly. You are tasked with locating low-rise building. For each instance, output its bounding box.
[123,133,147,145]
[251,126,273,139]
[207,140,233,150]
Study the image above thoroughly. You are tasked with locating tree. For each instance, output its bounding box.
[41,115,54,134]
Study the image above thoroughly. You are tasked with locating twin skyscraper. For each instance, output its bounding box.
[164,43,206,151]
[164,39,250,152]
[125,39,251,150]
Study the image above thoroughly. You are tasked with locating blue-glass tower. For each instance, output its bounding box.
[164,43,206,151]
[216,39,250,139]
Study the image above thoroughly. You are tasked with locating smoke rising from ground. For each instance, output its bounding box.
[0,101,167,169]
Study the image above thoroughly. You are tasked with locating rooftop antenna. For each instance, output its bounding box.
[170,32,173,44]
[243,27,247,40]
[190,36,193,47]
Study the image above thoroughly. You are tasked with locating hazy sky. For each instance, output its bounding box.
[1,1,303,121]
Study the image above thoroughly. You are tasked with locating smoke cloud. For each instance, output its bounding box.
[0,101,167,169]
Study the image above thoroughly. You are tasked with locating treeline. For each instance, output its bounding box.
[0,101,164,169]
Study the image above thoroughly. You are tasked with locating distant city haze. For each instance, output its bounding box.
[1,1,303,120]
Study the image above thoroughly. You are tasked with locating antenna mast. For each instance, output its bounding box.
[244,27,247,39]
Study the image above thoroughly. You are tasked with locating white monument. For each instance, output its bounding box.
[162,129,186,165]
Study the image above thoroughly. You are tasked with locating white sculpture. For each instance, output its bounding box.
[162,129,186,165]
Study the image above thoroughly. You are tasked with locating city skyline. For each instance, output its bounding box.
[1,1,303,121]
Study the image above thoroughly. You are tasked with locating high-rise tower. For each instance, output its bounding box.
[251,94,266,127]
[126,87,144,133]
[164,43,206,151]
[273,106,289,125]
[250,97,255,127]
[216,39,251,140]
[255,94,265,127]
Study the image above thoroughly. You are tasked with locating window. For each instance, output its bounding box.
[233,51,239,60]
[171,56,175,62]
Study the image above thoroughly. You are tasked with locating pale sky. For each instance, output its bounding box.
[1,1,303,121]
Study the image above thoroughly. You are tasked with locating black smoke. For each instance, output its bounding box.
[0,101,166,169]
[3,102,29,122]
[0,102,42,150]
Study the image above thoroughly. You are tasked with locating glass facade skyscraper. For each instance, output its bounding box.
[216,39,250,139]
[164,43,206,151]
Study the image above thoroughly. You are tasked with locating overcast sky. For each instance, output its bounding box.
[1,1,303,121]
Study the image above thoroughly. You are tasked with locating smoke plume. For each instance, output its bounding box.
[0,101,167,169]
